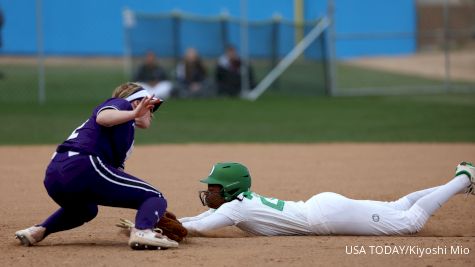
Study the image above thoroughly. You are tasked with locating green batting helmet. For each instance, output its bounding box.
[200,162,252,201]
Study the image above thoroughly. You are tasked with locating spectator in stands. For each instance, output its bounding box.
[215,45,255,97]
[134,51,174,99]
[175,48,213,98]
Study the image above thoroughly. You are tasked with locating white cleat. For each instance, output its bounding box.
[455,161,475,195]
[15,226,46,246]
[128,227,178,250]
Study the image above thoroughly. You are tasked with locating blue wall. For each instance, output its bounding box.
[334,0,416,58]
[0,0,415,58]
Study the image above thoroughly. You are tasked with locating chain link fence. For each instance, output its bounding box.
[332,0,475,96]
[1,0,473,104]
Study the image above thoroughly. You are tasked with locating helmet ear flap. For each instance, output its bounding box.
[224,188,240,201]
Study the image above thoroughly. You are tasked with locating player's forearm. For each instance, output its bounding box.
[179,209,215,223]
[96,109,136,127]
[182,213,234,234]
[182,220,218,233]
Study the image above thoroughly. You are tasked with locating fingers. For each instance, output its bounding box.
[133,96,154,117]
[143,96,160,110]
[139,96,152,105]
[141,96,151,107]
[121,218,134,226]
[133,97,146,110]
[137,95,160,108]
[164,211,177,220]
[116,218,135,229]
[151,98,162,105]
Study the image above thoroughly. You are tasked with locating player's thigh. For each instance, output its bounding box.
[44,154,96,206]
[312,192,413,235]
[87,156,165,209]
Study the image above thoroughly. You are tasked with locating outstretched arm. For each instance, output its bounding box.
[179,209,215,223]
[181,213,234,235]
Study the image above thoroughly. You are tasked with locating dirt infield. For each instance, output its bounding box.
[346,49,475,82]
[1,144,474,266]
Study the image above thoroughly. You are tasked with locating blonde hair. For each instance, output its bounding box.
[112,82,142,99]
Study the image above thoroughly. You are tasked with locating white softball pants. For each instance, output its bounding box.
[305,175,470,235]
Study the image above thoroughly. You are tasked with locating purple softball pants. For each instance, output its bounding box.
[40,151,166,237]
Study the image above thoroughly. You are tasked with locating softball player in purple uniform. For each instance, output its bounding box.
[15,82,178,249]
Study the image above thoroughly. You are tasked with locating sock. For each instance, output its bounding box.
[412,175,470,216]
[40,204,98,237]
[135,197,167,229]
[380,186,439,210]
[399,186,441,208]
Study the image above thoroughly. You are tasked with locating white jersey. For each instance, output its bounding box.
[181,191,313,236]
[180,185,453,236]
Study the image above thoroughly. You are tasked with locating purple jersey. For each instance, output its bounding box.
[56,98,135,168]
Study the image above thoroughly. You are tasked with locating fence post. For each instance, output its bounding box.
[220,12,229,52]
[443,0,451,92]
[271,14,281,70]
[321,20,330,96]
[122,7,134,80]
[294,0,304,44]
[240,0,250,96]
[271,14,281,90]
[172,11,181,67]
[326,0,337,96]
[36,0,45,104]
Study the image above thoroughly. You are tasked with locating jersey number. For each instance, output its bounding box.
[66,119,88,140]
[244,192,285,211]
[260,197,285,211]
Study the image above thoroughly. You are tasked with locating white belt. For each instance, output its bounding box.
[68,151,80,157]
[51,151,80,159]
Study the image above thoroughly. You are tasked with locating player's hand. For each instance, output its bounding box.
[149,97,163,110]
[133,96,155,118]
[116,211,188,242]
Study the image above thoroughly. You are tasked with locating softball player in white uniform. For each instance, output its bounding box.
[180,162,475,236]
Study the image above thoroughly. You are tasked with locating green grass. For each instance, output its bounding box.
[3,60,473,103]
[149,94,475,143]
[0,63,474,144]
[0,94,474,144]
[0,65,127,103]
[336,64,442,89]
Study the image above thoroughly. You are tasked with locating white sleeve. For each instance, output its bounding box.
[182,213,234,233]
[214,199,246,224]
[179,209,215,223]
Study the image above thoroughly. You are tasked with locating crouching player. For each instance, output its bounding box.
[15,82,178,250]
[180,162,474,236]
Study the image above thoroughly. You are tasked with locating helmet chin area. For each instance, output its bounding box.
[198,190,208,206]
[198,190,225,208]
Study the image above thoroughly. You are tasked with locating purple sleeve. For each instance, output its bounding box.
[95,98,135,168]
[95,98,132,115]
[56,98,135,168]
